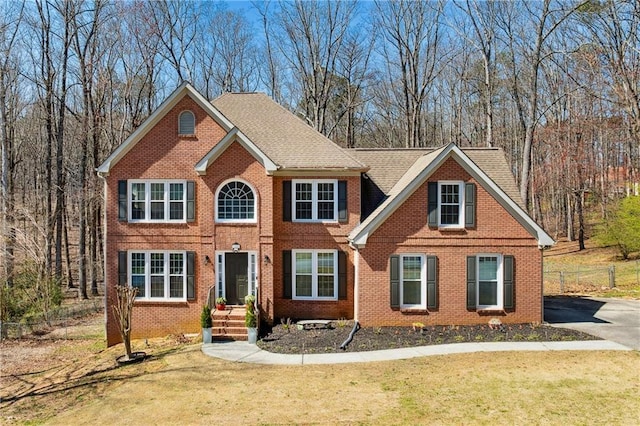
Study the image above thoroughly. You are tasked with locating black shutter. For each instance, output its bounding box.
[118,251,127,286]
[338,180,348,223]
[428,182,438,227]
[283,250,292,299]
[283,181,292,222]
[466,256,477,310]
[390,255,400,308]
[187,251,195,300]
[186,181,195,222]
[118,180,127,221]
[338,251,347,300]
[465,183,476,228]
[426,255,438,309]
[503,255,514,309]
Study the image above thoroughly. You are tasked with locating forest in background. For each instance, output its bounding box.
[0,0,638,308]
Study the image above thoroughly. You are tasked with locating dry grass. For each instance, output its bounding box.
[544,239,640,298]
[2,332,639,425]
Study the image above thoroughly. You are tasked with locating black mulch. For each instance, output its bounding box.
[256,321,601,354]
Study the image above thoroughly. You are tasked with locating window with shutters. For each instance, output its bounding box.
[292,250,338,300]
[292,180,337,222]
[216,179,256,223]
[438,181,464,227]
[129,180,187,222]
[178,110,195,135]
[429,181,475,229]
[477,254,503,309]
[129,251,187,301]
[400,255,426,309]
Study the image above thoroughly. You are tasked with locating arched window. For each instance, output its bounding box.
[178,111,195,135]
[216,180,256,222]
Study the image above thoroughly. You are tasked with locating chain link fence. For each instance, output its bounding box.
[544,265,615,295]
[0,297,104,341]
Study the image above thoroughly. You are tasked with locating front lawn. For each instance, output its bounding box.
[2,326,638,425]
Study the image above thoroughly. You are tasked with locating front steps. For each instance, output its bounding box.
[212,306,247,341]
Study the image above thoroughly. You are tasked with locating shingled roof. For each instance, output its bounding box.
[348,144,554,248]
[349,147,525,211]
[212,93,366,171]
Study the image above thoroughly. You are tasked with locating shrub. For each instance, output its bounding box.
[200,305,212,328]
[594,196,640,259]
[1,262,62,324]
[245,294,257,328]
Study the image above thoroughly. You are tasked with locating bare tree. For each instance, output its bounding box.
[148,0,198,84]
[375,0,445,148]
[113,285,138,360]
[575,0,640,190]
[497,0,577,210]
[277,0,358,134]
[452,0,499,147]
[253,0,283,102]
[0,1,24,289]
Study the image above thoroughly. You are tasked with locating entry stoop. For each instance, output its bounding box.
[212,306,247,341]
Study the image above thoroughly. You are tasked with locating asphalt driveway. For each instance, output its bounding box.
[545,296,640,350]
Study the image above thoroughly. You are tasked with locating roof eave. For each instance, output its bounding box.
[349,143,555,248]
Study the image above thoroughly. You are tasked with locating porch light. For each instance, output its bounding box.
[231,242,241,253]
[204,255,211,265]
[263,255,271,264]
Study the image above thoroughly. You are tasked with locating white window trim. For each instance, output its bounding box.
[292,249,338,300]
[292,179,338,223]
[129,250,187,302]
[438,181,465,228]
[399,254,426,309]
[215,178,258,223]
[476,253,503,310]
[129,179,187,223]
[215,251,259,301]
[178,110,196,135]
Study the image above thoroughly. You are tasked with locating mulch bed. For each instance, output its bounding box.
[257,321,601,354]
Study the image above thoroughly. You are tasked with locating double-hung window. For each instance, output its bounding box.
[293,180,337,222]
[390,254,438,310]
[439,181,464,227]
[401,255,426,308]
[477,255,502,309]
[129,180,187,222]
[428,181,475,229]
[467,254,514,311]
[129,251,187,301]
[292,250,337,300]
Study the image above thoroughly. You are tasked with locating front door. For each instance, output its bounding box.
[225,253,249,305]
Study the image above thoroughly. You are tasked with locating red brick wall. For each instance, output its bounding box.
[356,158,543,326]
[104,93,360,345]
[104,96,279,345]
[269,175,360,321]
[105,94,542,344]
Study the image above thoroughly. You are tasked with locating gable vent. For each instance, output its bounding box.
[179,111,195,135]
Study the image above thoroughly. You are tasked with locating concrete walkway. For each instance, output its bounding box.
[202,297,639,365]
[202,339,631,365]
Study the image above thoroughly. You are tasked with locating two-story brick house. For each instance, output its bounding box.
[98,83,553,346]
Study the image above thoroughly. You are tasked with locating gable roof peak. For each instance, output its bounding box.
[97,83,232,175]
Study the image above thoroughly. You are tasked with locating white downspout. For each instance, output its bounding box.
[354,248,360,322]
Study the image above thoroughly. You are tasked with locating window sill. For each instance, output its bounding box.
[476,308,505,315]
[400,308,428,314]
[215,221,257,226]
[437,226,466,232]
[134,300,189,306]
[178,133,197,138]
